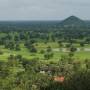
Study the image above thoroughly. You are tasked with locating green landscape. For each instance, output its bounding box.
[0,16,90,61]
[0,16,90,90]
[0,42,90,61]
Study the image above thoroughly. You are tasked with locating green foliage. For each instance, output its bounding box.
[0,57,90,90]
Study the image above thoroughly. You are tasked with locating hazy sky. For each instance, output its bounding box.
[0,0,90,20]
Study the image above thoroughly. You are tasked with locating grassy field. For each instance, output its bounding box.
[0,42,90,61]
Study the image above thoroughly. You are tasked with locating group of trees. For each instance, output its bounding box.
[5,42,20,50]
[0,26,90,56]
[44,46,54,60]
[0,24,90,45]
[0,54,90,90]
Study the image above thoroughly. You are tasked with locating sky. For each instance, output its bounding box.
[0,0,90,20]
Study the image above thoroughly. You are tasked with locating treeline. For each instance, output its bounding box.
[0,23,90,43]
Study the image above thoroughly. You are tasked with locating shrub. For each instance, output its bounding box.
[0,50,3,55]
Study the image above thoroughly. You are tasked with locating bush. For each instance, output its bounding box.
[70,46,77,52]
[40,50,45,54]
[16,55,22,61]
[46,46,52,52]
[8,54,15,60]
[0,50,3,55]
[44,52,54,60]
[30,45,37,53]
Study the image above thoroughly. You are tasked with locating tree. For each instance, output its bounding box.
[8,54,15,60]
[68,52,74,57]
[64,70,90,90]
[70,46,77,52]
[58,40,63,47]
[30,45,37,53]
[40,50,45,54]
[65,43,72,50]
[46,46,52,52]
[14,35,19,41]
[44,52,54,60]
[16,55,22,61]
[15,44,21,51]
[80,42,85,47]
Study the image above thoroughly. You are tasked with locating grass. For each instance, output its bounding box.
[0,42,90,61]
[74,51,90,60]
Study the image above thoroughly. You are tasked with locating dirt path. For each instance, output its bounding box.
[52,48,90,52]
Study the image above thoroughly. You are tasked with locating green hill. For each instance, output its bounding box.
[60,16,86,27]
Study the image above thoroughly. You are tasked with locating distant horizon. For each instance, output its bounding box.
[0,16,90,21]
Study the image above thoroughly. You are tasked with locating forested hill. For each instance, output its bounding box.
[58,16,87,27]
